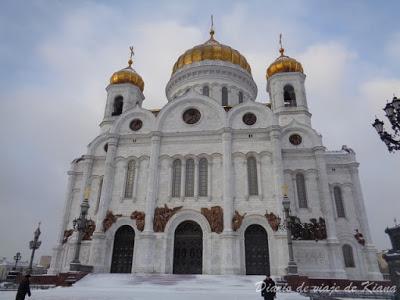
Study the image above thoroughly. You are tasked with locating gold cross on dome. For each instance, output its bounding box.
[210,14,215,38]
[279,33,285,56]
[128,46,134,67]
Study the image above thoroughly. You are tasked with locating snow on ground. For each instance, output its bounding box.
[0,274,308,300]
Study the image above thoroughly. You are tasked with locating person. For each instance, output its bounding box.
[15,274,31,300]
[261,275,276,300]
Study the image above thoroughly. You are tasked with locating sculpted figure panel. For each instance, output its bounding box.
[232,210,246,231]
[131,211,145,232]
[82,220,96,240]
[265,211,281,232]
[153,204,183,232]
[201,206,223,233]
[102,210,122,232]
[62,229,74,244]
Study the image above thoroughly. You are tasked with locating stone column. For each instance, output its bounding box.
[207,159,212,202]
[270,127,284,215]
[313,146,346,278]
[90,136,118,272]
[194,159,199,200]
[243,157,249,201]
[48,166,78,274]
[135,133,161,273]
[220,129,239,274]
[256,158,263,200]
[180,160,186,200]
[349,164,382,280]
[132,159,140,202]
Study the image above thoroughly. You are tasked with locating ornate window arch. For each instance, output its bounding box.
[202,85,210,97]
[222,87,228,106]
[296,173,308,208]
[198,158,208,197]
[112,95,124,116]
[247,157,258,196]
[238,91,244,104]
[185,159,195,197]
[172,159,182,197]
[342,244,355,268]
[334,186,346,218]
[124,160,136,198]
[283,84,297,107]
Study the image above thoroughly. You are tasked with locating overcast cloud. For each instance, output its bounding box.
[1,0,400,263]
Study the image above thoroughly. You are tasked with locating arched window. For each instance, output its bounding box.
[198,158,208,197]
[124,160,136,198]
[334,186,346,218]
[296,173,308,208]
[202,85,209,97]
[342,244,355,268]
[283,85,297,107]
[222,87,228,106]
[172,159,182,197]
[238,91,244,104]
[185,159,195,197]
[247,157,258,196]
[112,96,124,116]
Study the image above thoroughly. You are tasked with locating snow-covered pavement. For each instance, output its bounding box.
[0,274,308,300]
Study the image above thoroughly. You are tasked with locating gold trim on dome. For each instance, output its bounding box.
[171,21,251,75]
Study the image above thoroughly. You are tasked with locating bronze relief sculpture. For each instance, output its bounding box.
[201,206,223,233]
[354,229,366,246]
[232,210,246,231]
[102,210,122,232]
[153,204,183,232]
[82,219,96,240]
[265,211,281,232]
[62,229,74,244]
[131,211,145,232]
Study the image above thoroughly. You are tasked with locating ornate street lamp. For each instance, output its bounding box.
[372,96,400,152]
[13,252,21,271]
[383,222,400,300]
[70,188,92,271]
[282,185,298,275]
[28,223,42,274]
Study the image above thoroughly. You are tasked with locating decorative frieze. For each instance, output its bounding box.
[232,210,246,231]
[201,206,223,233]
[102,210,122,232]
[265,211,281,232]
[131,211,145,232]
[153,204,182,232]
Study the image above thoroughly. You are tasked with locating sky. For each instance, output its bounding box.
[1,0,400,263]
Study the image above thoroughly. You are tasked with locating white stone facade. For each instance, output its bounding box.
[49,54,382,281]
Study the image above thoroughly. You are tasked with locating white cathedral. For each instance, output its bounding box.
[49,26,382,280]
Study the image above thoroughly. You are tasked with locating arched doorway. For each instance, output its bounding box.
[245,224,270,275]
[173,221,202,274]
[110,225,135,273]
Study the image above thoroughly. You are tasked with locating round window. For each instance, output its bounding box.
[129,119,143,131]
[242,113,257,125]
[183,108,201,124]
[289,134,302,146]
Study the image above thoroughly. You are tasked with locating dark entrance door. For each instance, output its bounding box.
[110,225,135,273]
[173,221,202,274]
[245,224,270,275]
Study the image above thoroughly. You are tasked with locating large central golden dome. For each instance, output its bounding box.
[172,29,251,75]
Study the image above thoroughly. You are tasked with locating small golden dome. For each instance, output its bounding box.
[172,28,251,75]
[110,48,144,92]
[266,47,303,79]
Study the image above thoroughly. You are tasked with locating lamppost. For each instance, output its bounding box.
[28,223,42,274]
[372,96,400,152]
[282,186,298,275]
[13,252,21,271]
[70,188,91,271]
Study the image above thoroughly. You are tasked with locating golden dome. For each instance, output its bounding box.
[266,47,303,78]
[110,52,144,92]
[172,29,252,75]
